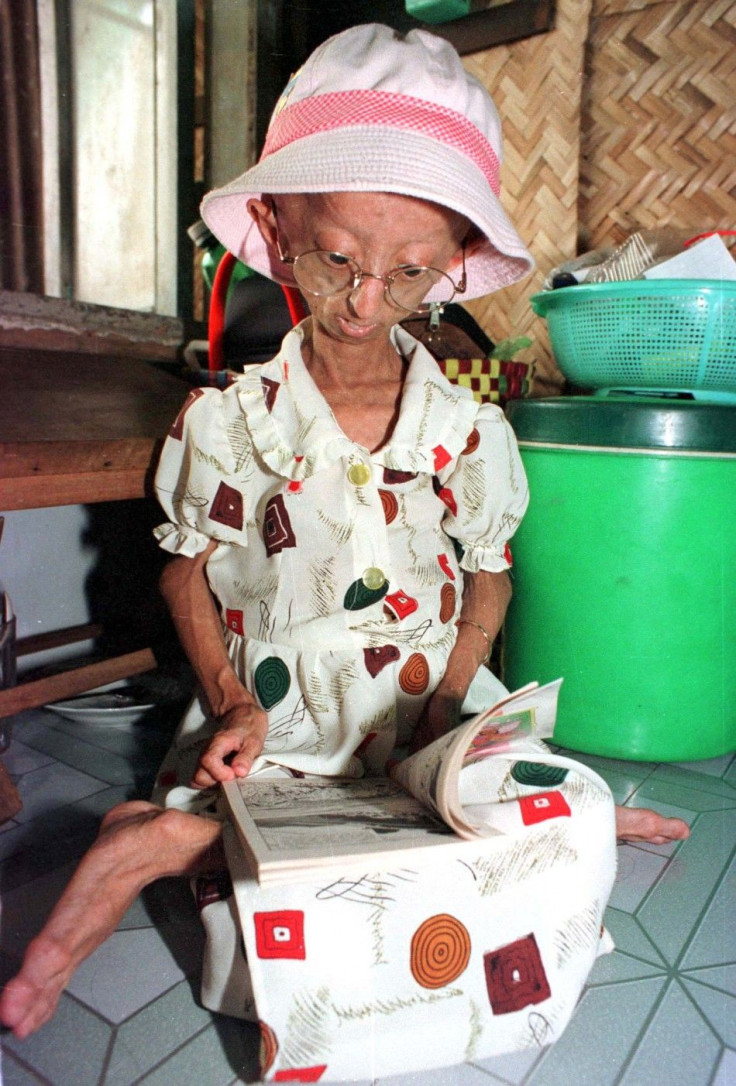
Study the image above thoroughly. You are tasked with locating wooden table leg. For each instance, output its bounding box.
[0,647,158,719]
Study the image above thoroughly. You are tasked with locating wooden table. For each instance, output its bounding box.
[0,347,190,510]
[0,347,191,715]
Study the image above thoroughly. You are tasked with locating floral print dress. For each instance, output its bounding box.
[150,324,618,1073]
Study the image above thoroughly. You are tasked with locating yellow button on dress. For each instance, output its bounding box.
[347,463,372,487]
[362,566,386,590]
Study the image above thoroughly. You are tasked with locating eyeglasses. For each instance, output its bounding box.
[275,234,467,315]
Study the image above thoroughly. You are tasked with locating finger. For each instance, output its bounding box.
[192,760,232,786]
[229,734,266,777]
[193,741,241,784]
[191,766,215,787]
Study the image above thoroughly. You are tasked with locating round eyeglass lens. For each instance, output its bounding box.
[290,251,455,313]
[387,267,453,312]
[291,251,358,296]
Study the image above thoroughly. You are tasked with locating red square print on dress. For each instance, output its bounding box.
[383,590,418,620]
[168,388,204,440]
[254,910,306,959]
[432,444,452,472]
[209,481,244,530]
[273,1067,327,1082]
[263,494,297,556]
[225,609,245,635]
[484,932,551,1015]
[261,376,280,412]
[519,791,571,825]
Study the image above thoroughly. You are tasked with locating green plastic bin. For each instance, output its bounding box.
[504,396,736,761]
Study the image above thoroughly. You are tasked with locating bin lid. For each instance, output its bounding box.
[506,396,736,452]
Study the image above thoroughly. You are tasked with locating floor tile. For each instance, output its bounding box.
[12,761,108,824]
[0,821,39,863]
[0,991,114,1086]
[672,754,735,779]
[680,978,736,1046]
[0,791,116,890]
[12,724,141,789]
[102,980,216,1086]
[65,928,193,1024]
[607,844,669,914]
[561,761,654,807]
[598,908,668,967]
[637,810,736,966]
[636,771,736,811]
[587,948,667,985]
[679,846,736,971]
[379,1063,501,1085]
[133,877,205,974]
[618,980,722,1086]
[0,1049,49,1084]
[712,1047,736,1086]
[37,707,177,762]
[524,977,667,1086]
[556,749,658,781]
[473,1044,544,1083]
[1,738,55,777]
[680,964,736,998]
[135,1018,260,1086]
[0,861,79,960]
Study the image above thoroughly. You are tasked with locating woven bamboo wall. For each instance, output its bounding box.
[580,0,736,250]
[462,0,736,394]
[462,0,592,392]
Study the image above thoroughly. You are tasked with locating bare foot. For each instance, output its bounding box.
[0,801,224,1038]
[615,804,690,845]
[1,933,80,1039]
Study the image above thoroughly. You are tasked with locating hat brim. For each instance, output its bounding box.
[201,126,534,301]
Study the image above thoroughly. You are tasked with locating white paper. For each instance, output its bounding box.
[643,234,736,280]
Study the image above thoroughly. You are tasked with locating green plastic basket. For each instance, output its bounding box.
[531,279,736,402]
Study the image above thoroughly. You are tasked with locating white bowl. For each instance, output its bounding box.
[47,683,157,729]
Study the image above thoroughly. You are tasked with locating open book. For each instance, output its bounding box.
[223,679,561,885]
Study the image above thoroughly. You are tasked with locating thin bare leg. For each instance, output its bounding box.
[0,801,225,1039]
[615,804,690,845]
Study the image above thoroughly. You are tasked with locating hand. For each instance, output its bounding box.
[409,688,463,754]
[192,703,269,787]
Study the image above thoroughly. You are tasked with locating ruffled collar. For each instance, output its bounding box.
[234,321,478,481]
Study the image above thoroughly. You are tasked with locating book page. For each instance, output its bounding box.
[391,679,562,839]
[223,775,461,884]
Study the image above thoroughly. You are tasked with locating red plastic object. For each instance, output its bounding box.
[684,229,736,247]
[207,253,307,373]
[208,250,237,373]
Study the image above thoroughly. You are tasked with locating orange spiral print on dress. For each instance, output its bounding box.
[410,914,471,988]
[439,583,456,623]
[258,1021,278,1075]
[379,489,398,524]
[398,652,430,695]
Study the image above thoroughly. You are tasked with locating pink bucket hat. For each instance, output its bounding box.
[200,23,534,300]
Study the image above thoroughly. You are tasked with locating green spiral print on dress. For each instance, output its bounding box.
[343,579,389,611]
[254,657,291,709]
[511,762,569,787]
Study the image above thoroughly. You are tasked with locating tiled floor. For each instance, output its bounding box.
[0,704,734,1086]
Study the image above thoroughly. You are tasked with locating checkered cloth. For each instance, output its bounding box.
[436,357,532,405]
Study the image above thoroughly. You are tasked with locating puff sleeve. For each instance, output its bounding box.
[153,386,251,558]
[440,404,529,573]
